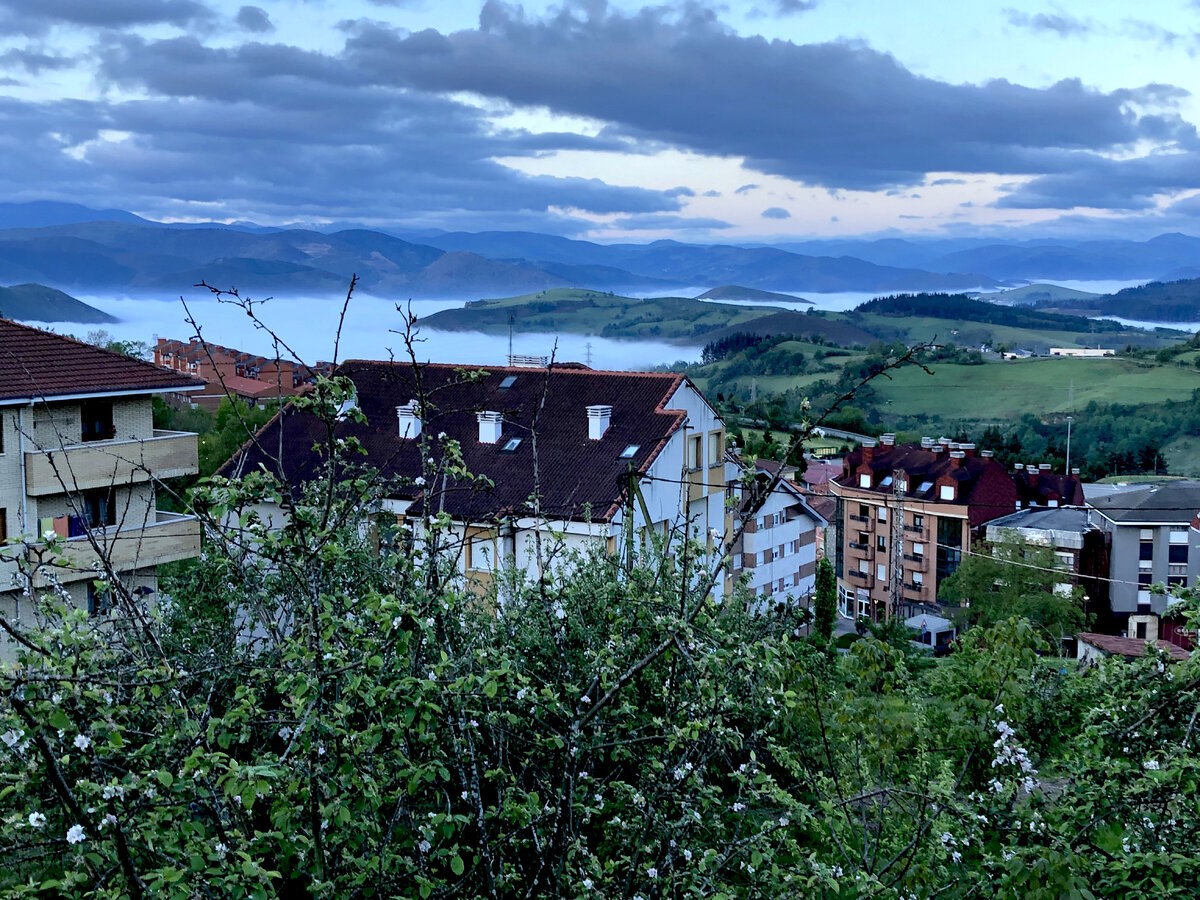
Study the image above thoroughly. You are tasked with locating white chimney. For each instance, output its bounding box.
[587,404,612,440]
[477,410,503,444]
[397,400,421,439]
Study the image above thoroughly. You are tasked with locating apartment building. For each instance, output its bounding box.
[222,360,734,596]
[0,320,203,645]
[1087,482,1200,645]
[154,337,329,411]
[830,435,1083,622]
[729,460,827,603]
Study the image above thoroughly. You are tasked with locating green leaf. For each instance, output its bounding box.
[451,855,465,876]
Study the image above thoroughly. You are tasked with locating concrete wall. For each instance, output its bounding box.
[1105,522,1200,614]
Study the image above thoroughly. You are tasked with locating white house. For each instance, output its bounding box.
[222,360,736,596]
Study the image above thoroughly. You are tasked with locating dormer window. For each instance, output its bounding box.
[858,474,871,488]
[620,444,639,459]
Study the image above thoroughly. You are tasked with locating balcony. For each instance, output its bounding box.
[905,582,926,594]
[849,514,870,524]
[25,430,199,497]
[27,511,201,587]
[849,541,870,551]
[903,553,927,566]
[904,525,924,534]
[849,569,869,580]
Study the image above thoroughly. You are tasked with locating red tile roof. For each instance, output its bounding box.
[222,361,691,523]
[0,319,203,403]
[1078,631,1190,662]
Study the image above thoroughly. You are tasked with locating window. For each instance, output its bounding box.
[1140,541,1154,561]
[858,504,870,518]
[917,481,933,494]
[858,559,869,574]
[912,542,924,556]
[0,507,6,542]
[859,474,871,488]
[912,514,924,530]
[876,563,886,582]
[688,435,703,470]
[87,581,112,617]
[1135,621,1148,640]
[619,444,640,459]
[499,375,517,389]
[83,489,116,528]
[80,399,114,442]
[1170,529,1189,544]
[912,571,924,585]
[468,537,494,572]
[876,535,887,551]
[1137,571,1153,587]
[936,517,963,584]
[879,475,893,488]
[877,507,887,523]
[1169,544,1189,564]
[499,437,522,453]
[777,543,786,558]
[708,431,723,466]
[939,484,955,501]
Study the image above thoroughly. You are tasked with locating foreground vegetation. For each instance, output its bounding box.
[2,370,1200,898]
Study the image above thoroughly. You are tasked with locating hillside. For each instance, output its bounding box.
[854,293,1126,333]
[976,283,1102,305]
[697,285,811,304]
[0,283,117,323]
[1093,278,1200,321]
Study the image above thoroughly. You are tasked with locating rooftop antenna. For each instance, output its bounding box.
[508,313,514,365]
[889,469,906,621]
[585,340,593,368]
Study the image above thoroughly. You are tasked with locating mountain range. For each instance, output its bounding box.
[0,203,1198,300]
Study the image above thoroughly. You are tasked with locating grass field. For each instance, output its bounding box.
[1162,435,1200,477]
[868,357,1200,421]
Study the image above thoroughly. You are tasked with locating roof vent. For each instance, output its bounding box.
[950,450,965,459]
[396,400,422,440]
[930,444,944,454]
[1071,467,1080,475]
[880,433,896,446]
[1014,462,1024,470]
[938,436,952,446]
[478,410,503,444]
[1039,463,1052,471]
[587,404,612,440]
[920,437,934,448]
[980,449,994,458]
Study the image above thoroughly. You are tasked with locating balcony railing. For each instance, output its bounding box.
[849,570,869,580]
[27,511,202,587]
[25,430,199,497]
[848,541,869,551]
[905,582,926,593]
[849,514,870,524]
[903,553,927,565]
[904,524,924,534]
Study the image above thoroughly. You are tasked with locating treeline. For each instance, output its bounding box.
[855,292,1126,333]
[1097,278,1200,322]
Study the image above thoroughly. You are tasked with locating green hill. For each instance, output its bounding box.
[1096,279,1200,321]
[0,283,117,324]
[977,283,1102,305]
[697,285,811,304]
[854,292,1126,333]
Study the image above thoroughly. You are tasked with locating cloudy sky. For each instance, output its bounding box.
[2,0,1199,241]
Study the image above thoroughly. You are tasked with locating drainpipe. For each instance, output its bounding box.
[17,404,31,536]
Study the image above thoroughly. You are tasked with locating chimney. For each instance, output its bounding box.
[397,400,422,439]
[920,437,934,449]
[880,433,896,447]
[1039,463,1051,472]
[959,442,976,458]
[860,437,877,466]
[1071,467,1080,475]
[949,450,965,469]
[587,404,612,440]
[1014,462,1024,471]
[980,449,994,458]
[939,437,952,447]
[930,444,944,455]
[477,410,503,444]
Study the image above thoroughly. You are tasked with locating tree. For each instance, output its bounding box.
[938,536,1085,638]
[813,556,836,640]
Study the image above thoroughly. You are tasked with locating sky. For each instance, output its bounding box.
[1,0,1199,242]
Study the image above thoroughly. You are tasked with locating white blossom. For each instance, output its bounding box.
[647,867,658,879]
[683,848,693,861]
[413,476,426,487]
[1144,759,1161,771]
[1,729,21,748]
[418,839,432,853]
[732,802,746,812]
[215,841,228,860]
[28,812,46,828]
[66,824,85,845]
[582,878,593,889]
[73,734,90,751]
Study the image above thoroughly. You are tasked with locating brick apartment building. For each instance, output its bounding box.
[153,337,329,411]
[830,435,1083,621]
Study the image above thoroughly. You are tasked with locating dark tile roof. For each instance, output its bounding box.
[1078,631,1190,661]
[0,319,203,403]
[1088,481,1200,526]
[222,361,691,523]
[986,506,1097,534]
[1011,467,1085,507]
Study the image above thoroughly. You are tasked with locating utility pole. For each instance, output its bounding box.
[585,341,593,368]
[889,469,906,621]
[508,313,514,365]
[1065,416,1073,475]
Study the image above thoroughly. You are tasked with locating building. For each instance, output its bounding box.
[1087,482,1200,646]
[1048,348,1114,358]
[1076,631,1190,664]
[729,460,827,603]
[221,361,734,596]
[830,435,1083,622]
[983,506,1110,623]
[0,320,203,646]
[153,337,328,411]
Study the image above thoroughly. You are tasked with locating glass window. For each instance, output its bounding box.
[912,514,924,529]
[499,375,517,389]
[619,444,639,459]
[876,564,886,582]
[859,474,871,488]
[1169,544,1189,564]
[500,437,522,453]
[80,399,114,442]
[469,537,494,572]
[688,435,703,470]
[912,542,924,556]
[1169,529,1188,544]
[1140,541,1154,561]
[939,484,954,501]
[876,535,886,551]
[708,431,723,465]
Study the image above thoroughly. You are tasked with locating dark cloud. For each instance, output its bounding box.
[0,30,685,230]
[761,206,791,219]
[929,177,966,186]
[236,5,273,33]
[1003,9,1093,37]
[338,2,1196,205]
[702,189,721,197]
[664,185,696,198]
[734,183,759,194]
[994,151,1200,210]
[609,213,733,230]
[0,47,73,73]
[770,0,819,13]
[0,0,213,33]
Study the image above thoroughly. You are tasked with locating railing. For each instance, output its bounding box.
[904,524,924,534]
[28,511,202,587]
[903,553,927,565]
[849,541,869,551]
[849,570,869,580]
[25,430,199,497]
[849,514,870,524]
[905,582,926,593]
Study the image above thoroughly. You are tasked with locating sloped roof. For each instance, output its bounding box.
[221,361,690,523]
[1078,631,1190,661]
[1088,481,1200,526]
[0,319,202,403]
